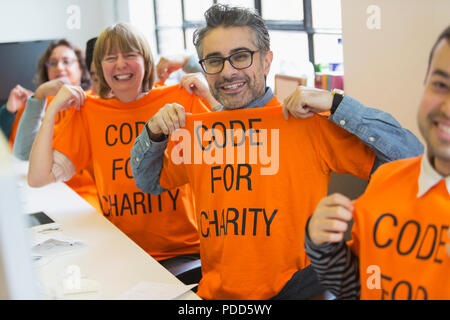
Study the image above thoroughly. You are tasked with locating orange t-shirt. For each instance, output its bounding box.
[350,156,450,300]
[160,97,375,299]
[52,84,210,260]
[8,97,72,147]
[8,97,100,212]
[9,104,24,147]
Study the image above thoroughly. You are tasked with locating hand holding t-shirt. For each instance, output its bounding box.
[46,85,86,116]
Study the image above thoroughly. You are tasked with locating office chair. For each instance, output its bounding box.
[328,172,369,241]
[171,259,202,286]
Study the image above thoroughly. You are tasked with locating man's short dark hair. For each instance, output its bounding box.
[85,37,98,71]
[426,25,450,77]
[193,4,270,58]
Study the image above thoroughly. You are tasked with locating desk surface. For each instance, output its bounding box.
[13,159,199,300]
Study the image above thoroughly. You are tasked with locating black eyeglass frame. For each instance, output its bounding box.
[198,50,260,75]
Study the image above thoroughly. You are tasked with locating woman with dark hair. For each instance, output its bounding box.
[12,38,100,212]
[34,39,91,91]
[12,38,91,158]
[2,39,91,146]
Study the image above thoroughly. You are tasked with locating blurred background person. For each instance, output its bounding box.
[12,38,99,212]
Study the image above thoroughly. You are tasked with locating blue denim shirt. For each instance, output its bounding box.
[130,90,424,195]
[330,95,424,173]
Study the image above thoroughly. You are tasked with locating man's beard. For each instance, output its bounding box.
[419,109,450,164]
[211,75,265,110]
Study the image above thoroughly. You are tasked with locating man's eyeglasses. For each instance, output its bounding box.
[45,58,77,69]
[199,50,259,75]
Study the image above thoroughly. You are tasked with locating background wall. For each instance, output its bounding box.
[0,0,130,49]
[128,0,157,55]
[1,0,449,140]
[341,0,450,141]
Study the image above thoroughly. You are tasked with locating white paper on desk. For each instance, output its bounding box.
[30,231,86,257]
[117,282,197,300]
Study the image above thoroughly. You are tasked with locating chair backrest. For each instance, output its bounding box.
[328,172,369,241]
[327,173,369,200]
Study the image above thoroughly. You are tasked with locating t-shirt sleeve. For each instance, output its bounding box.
[312,115,375,180]
[52,110,91,172]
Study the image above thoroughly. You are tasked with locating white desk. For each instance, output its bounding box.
[13,159,200,300]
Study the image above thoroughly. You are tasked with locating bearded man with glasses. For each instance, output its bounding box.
[198,48,263,109]
[130,4,423,300]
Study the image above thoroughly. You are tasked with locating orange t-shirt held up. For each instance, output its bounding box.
[52,85,210,261]
[9,97,100,212]
[350,156,450,300]
[160,98,375,299]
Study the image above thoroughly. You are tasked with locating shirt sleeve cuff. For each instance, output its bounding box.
[131,123,168,168]
[143,123,169,152]
[329,95,366,133]
[305,216,342,255]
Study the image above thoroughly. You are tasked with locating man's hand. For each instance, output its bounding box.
[180,72,210,97]
[6,85,33,113]
[308,193,354,246]
[156,55,189,83]
[146,103,186,140]
[282,86,333,120]
[180,73,220,109]
[34,78,70,100]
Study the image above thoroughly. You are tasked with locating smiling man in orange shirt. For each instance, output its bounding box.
[131,4,424,299]
[306,25,450,300]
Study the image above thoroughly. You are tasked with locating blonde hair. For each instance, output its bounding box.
[93,22,155,99]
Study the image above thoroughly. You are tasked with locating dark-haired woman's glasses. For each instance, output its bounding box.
[45,58,77,69]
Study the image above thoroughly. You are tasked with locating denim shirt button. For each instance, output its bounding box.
[369,137,375,142]
[339,120,346,126]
